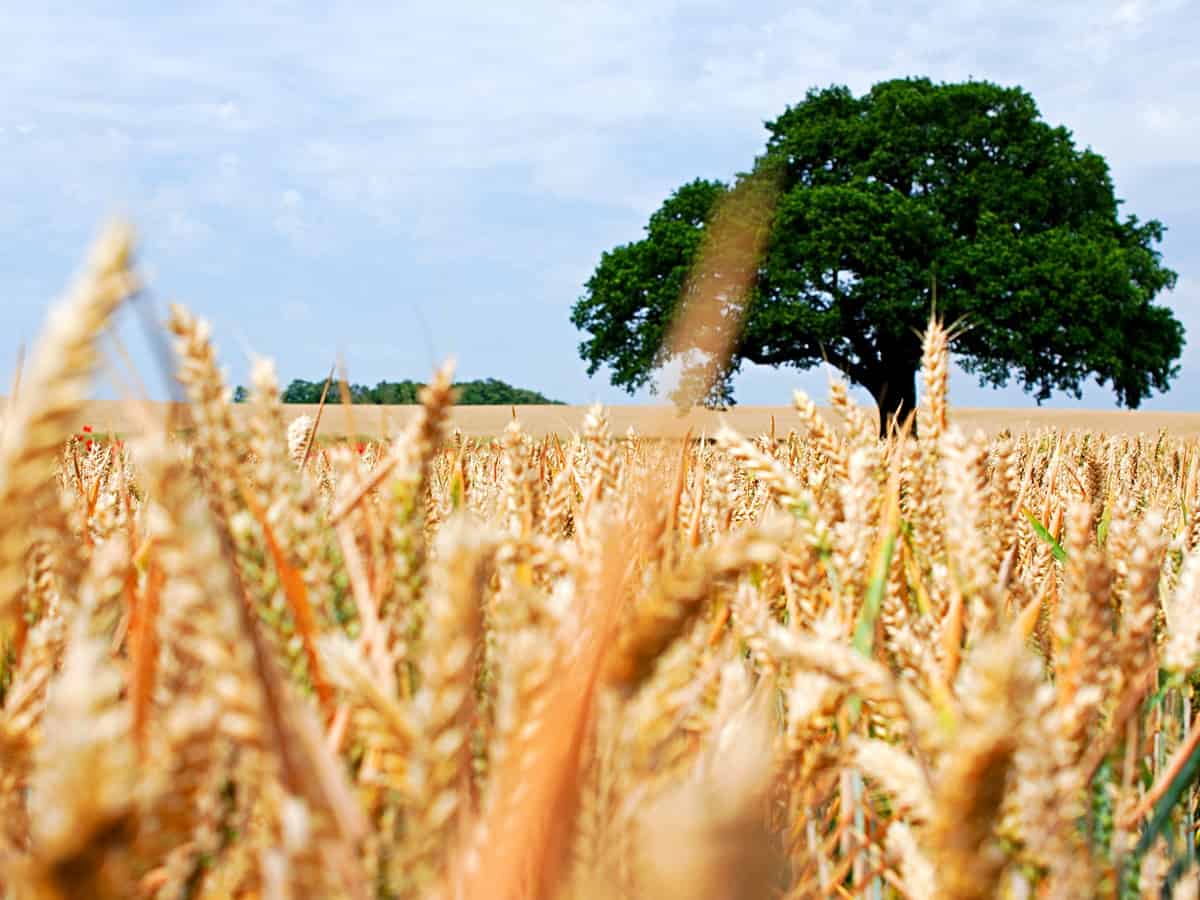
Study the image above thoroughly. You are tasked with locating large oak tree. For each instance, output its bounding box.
[571,78,1181,430]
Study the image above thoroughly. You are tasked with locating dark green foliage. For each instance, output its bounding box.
[571,77,1182,429]
[277,379,331,404]
[573,179,733,402]
[237,377,563,405]
[277,379,374,404]
[455,378,562,405]
[370,380,423,405]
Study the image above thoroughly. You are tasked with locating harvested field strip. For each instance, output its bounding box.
[44,399,1200,439]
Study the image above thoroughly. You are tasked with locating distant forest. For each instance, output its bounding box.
[233,377,563,405]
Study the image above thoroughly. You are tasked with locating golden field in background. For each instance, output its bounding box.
[53,400,1200,439]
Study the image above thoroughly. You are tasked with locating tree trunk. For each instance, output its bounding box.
[867,364,918,438]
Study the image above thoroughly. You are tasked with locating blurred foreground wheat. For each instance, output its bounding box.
[1,225,1200,899]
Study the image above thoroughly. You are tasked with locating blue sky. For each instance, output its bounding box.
[1,1,1197,408]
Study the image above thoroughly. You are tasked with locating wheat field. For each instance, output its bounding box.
[47,401,1200,443]
[2,224,1200,899]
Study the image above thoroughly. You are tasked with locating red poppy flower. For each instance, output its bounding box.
[82,425,93,434]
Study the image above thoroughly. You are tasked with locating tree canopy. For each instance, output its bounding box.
[234,377,562,405]
[571,77,1182,429]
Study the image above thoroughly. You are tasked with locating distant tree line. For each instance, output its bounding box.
[232,377,563,405]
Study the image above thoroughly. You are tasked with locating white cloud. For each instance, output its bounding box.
[1113,0,1147,27]
[272,188,307,240]
[3,1,1196,228]
[162,210,212,252]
